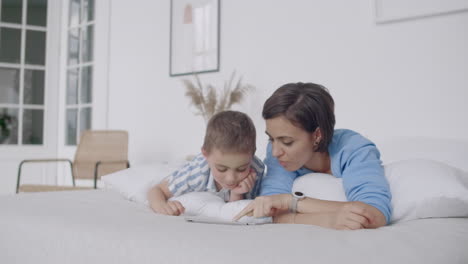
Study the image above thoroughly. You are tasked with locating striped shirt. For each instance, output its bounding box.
[165,153,265,201]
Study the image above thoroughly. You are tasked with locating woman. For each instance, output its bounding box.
[234,82,391,229]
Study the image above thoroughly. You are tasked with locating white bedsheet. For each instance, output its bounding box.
[1,190,467,264]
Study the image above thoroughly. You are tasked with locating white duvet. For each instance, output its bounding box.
[1,190,468,264]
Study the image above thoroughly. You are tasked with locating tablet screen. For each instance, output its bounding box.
[184,216,265,225]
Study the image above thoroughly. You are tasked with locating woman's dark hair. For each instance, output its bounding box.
[262,82,335,152]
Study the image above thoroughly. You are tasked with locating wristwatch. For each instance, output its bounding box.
[289,191,305,213]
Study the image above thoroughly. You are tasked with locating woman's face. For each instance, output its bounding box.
[265,115,317,171]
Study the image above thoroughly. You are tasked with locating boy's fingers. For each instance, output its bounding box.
[245,182,252,191]
[247,173,254,183]
[175,201,185,214]
[163,206,173,215]
[168,202,181,215]
[250,171,257,180]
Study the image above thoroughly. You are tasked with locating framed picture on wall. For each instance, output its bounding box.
[375,0,468,23]
[170,0,220,76]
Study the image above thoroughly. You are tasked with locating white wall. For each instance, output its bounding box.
[107,0,468,166]
[1,0,466,195]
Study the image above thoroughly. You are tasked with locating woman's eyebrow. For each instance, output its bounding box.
[265,131,293,140]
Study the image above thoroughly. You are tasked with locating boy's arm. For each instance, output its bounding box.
[229,192,244,202]
[229,169,257,202]
[148,180,185,216]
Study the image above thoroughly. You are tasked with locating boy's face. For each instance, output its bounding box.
[202,148,252,190]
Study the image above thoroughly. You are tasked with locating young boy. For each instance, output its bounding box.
[148,110,265,216]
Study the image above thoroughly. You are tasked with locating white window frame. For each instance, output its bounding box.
[0,1,62,195]
[0,1,48,146]
[58,0,111,156]
[64,0,95,146]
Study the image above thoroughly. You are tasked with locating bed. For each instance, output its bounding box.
[1,137,468,264]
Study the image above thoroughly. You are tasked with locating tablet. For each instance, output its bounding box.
[184,216,265,225]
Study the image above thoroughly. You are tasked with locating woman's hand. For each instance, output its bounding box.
[290,201,386,230]
[233,194,386,229]
[332,201,386,229]
[231,169,257,195]
[325,201,373,230]
[233,194,291,221]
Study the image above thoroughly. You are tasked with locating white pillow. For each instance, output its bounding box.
[292,159,468,224]
[101,161,182,205]
[292,173,347,202]
[102,162,272,223]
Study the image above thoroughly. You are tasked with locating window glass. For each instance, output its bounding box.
[79,107,91,134]
[24,69,45,105]
[0,27,21,63]
[67,28,80,65]
[66,68,79,105]
[81,25,93,62]
[25,30,46,65]
[66,109,78,145]
[82,0,94,22]
[23,109,43,144]
[1,0,22,24]
[69,0,80,26]
[0,67,20,104]
[0,108,19,144]
[27,0,48,26]
[65,0,95,145]
[0,0,47,146]
[80,66,92,103]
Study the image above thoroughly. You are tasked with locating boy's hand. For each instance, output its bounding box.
[231,169,256,195]
[159,200,185,216]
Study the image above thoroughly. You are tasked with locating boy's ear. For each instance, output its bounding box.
[201,147,208,158]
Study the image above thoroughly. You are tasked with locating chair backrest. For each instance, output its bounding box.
[73,130,129,180]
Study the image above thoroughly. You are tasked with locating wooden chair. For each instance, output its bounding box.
[16,130,130,193]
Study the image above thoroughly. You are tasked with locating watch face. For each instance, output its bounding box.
[294,191,304,198]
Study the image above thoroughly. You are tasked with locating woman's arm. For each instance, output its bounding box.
[234,194,386,229]
[340,144,392,225]
[276,199,386,229]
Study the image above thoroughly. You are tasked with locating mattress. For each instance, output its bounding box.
[1,190,467,264]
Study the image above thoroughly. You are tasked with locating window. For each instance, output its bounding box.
[65,0,94,145]
[0,0,48,145]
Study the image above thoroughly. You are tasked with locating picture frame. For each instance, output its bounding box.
[169,0,220,76]
[375,0,468,24]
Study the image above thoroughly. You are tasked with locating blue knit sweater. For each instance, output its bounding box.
[260,129,392,224]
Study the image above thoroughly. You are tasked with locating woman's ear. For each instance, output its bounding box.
[314,127,322,142]
[311,128,322,150]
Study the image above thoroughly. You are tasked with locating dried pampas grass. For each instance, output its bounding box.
[183,71,254,122]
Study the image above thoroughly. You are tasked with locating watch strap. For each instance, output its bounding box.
[290,196,298,213]
[289,191,304,213]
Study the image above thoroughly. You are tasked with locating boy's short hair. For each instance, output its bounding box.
[202,110,256,155]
